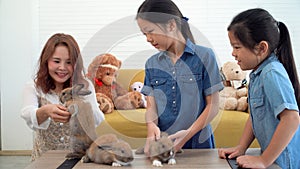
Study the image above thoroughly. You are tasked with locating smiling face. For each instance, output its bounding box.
[228,31,261,71]
[137,18,173,51]
[48,45,73,91]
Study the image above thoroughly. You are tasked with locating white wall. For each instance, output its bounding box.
[0,0,39,150]
[1,0,300,150]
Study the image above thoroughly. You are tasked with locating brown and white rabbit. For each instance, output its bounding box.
[81,133,134,166]
[59,84,97,159]
[135,132,176,167]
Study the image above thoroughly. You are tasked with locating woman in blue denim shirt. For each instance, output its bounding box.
[136,0,224,155]
[218,8,300,169]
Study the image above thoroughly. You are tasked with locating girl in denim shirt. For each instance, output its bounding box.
[136,0,224,155]
[218,8,300,169]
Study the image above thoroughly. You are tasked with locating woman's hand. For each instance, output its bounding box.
[218,145,246,159]
[48,104,71,123]
[144,122,160,156]
[37,104,71,124]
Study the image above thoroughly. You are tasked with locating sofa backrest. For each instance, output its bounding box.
[116,69,145,91]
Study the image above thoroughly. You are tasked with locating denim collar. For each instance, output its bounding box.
[158,39,195,60]
[250,53,278,78]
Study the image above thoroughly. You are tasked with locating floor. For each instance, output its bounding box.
[0,156,31,169]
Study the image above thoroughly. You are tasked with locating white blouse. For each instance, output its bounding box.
[20,79,105,130]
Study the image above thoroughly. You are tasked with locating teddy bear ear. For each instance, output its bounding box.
[117,60,122,68]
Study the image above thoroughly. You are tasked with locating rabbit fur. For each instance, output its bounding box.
[59,84,97,159]
[135,132,176,167]
[82,133,134,166]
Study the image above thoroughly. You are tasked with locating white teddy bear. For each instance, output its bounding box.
[130,81,147,108]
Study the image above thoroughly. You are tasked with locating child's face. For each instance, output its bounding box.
[48,45,73,89]
[137,18,173,51]
[228,31,260,71]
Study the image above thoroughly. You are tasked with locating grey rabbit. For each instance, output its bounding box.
[81,133,134,166]
[59,84,97,159]
[135,132,176,167]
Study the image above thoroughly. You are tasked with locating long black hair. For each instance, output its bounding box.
[136,0,195,43]
[228,8,300,107]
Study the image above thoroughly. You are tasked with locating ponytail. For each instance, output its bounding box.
[277,22,300,107]
[181,18,195,43]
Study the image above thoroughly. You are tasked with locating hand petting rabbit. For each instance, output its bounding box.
[135,132,176,167]
[59,84,97,159]
[82,133,134,166]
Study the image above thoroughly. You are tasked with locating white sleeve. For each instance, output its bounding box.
[86,79,105,126]
[20,82,51,130]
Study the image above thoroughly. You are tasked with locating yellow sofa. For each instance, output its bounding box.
[96,69,259,148]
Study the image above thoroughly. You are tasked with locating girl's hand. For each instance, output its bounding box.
[237,155,267,168]
[144,122,160,156]
[218,145,246,159]
[168,130,189,152]
[44,104,71,123]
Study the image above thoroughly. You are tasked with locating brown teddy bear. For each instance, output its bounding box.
[87,53,142,114]
[219,61,248,112]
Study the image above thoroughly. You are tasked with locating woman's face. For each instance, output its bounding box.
[48,45,73,90]
[228,31,260,70]
[137,18,173,51]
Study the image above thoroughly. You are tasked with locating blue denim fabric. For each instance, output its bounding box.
[248,53,300,169]
[141,39,224,148]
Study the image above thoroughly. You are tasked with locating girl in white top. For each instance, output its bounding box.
[20,33,105,161]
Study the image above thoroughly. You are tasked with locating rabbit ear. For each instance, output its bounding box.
[72,84,91,96]
[160,132,169,138]
[77,89,92,96]
[98,145,113,151]
[72,84,84,93]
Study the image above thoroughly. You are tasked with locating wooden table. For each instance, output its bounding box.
[24,149,280,169]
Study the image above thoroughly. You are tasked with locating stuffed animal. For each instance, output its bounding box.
[130,81,147,108]
[219,61,248,112]
[87,53,142,114]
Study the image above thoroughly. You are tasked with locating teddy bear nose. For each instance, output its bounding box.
[235,71,239,74]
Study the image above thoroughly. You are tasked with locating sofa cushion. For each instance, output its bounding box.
[96,109,147,149]
[96,109,259,148]
[212,110,259,148]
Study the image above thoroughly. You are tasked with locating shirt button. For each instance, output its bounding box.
[156,80,158,84]
[173,71,175,74]
[190,78,193,81]
[59,123,64,126]
[60,137,64,142]
[173,101,176,104]
[172,86,175,90]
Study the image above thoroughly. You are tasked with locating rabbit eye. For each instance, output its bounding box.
[121,149,125,154]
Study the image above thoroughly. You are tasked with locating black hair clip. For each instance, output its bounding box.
[182,16,189,21]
